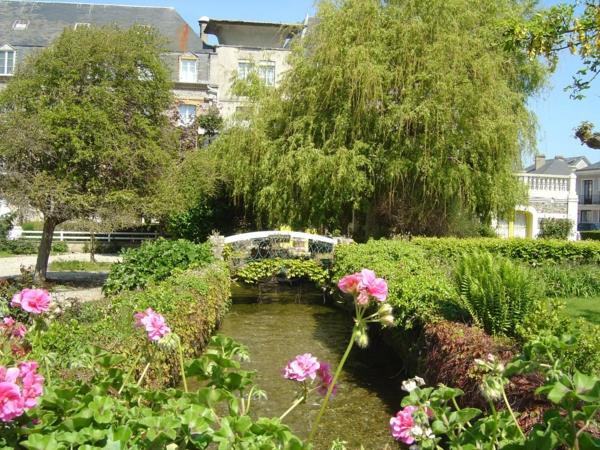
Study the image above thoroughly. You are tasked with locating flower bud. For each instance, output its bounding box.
[355,329,369,348]
[379,315,395,327]
[378,304,393,316]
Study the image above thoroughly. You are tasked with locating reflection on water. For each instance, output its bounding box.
[219,284,403,449]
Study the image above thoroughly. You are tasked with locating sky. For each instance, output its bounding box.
[35,0,600,164]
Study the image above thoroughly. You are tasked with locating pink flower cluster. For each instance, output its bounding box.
[338,269,388,305]
[0,361,44,422]
[390,405,434,444]
[134,308,171,342]
[1,317,27,339]
[11,289,51,315]
[283,354,336,396]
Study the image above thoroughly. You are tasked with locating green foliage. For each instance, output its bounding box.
[48,259,113,272]
[0,213,14,239]
[537,264,600,298]
[580,230,600,241]
[0,239,68,255]
[213,0,545,236]
[454,252,540,337]
[333,240,457,327]
[411,237,600,265]
[3,336,307,449]
[0,25,176,276]
[537,218,572,240]
[37,264,231,386]
[235,259,329,287]
[103,238,213,295]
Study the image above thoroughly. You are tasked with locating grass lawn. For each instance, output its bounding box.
[49,260,113,272]
[563,297,600,326]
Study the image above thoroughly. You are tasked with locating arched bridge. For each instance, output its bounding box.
[222,231,343,266]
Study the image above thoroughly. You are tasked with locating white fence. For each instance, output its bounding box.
[19,230,158,243]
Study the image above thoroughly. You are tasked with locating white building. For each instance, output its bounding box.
[576,161,600,231]
[496,155,587,240]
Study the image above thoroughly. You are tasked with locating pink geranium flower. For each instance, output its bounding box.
[390,405,418,444]
[0,362,43,422]
[134,308,171,342]
[2,317,27,339]
[316,362,337,396]
[338,269,388,304]
[338,273,361,295]
[283,353,320,382]
[11,289,51,314]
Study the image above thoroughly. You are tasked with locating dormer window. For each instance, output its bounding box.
[179,57,197,83]
[12,20,29,31]
[0,45,16,76]
[74,23,91,30]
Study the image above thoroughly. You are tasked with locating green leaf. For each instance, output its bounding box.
[545,382,571,404]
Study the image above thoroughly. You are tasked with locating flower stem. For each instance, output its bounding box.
[118,353,142,395]
[308,327,357,443]
[176,338,188,393]
[501,387,525,439]
[136,362,150,387]
[279,395,306,421]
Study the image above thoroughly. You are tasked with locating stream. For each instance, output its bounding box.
[219,282,404,449]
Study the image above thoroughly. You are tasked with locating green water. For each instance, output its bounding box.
[220,284,403,449]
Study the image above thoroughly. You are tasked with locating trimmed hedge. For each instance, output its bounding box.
[411,237,600,265]
[0,239,69,255]
[333,240,458,327]
[580,230,600,241]
[103,238,214,295]
[37,263,231,387]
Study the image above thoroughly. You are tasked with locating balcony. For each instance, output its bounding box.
[517,174,572,192]
[579,194,600,205]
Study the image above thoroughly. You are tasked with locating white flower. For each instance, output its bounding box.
[402,376,426,392]
[410,425,424,437]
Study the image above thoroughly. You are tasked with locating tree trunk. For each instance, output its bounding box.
[89,232,96,263]
[34,217,57,282]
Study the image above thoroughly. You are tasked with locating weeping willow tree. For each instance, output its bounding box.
[212,0,547,238]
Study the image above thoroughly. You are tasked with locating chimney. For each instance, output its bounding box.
[199,16,209,44]
[535,154,545,170]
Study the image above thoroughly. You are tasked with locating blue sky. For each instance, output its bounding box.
[48,0,599,164]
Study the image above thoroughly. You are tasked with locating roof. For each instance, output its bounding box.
[576,161,600,172]
[0,0,206,52]
[525,157,575,176]
[204,18,303,48]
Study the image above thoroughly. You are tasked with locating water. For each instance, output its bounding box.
[219,283,403,449]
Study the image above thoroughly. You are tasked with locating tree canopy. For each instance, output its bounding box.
[0,26,176,278]
[212,0,547,238]
[504,1,600,148]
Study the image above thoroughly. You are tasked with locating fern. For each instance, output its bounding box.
[454,251,540,337]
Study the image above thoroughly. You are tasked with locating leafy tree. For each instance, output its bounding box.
[212,0,546,238]
[504,1,600,148]
[0,26,176,279]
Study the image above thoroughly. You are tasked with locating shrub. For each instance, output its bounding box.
[37,264,231,386]
[0,213,14,239]
[235,258,329,287]
[412,237,600,265]
[103,238,213,295]
[333,240,457,327]
[537,218,572,240]
[454,251,540,337]
[536,264,600,298]
[0,239,68,255]
[580,230,600,241]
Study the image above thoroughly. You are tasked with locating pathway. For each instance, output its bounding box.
[0,253,119,278]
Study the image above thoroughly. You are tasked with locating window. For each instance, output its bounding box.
[238,61,253,81]
[0,47,15,76]
[238,61,276,86]
[74,23,91,30]
[12,20,29,31]
[178,104,196,126]
[583,180,593,204]
[258,62,276,86]
[179,58,197,83]
[581,210,592,223]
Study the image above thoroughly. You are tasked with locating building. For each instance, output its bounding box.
[576,161,600,230]
[200,17,304,119]
[496,155,583,239]
[0,1,217,124]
